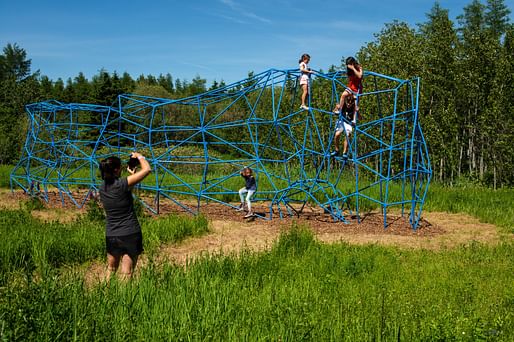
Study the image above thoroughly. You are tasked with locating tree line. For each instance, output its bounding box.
[357,0,513,188]
[1,0,513,187]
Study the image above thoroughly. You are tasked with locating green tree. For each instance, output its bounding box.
[120,72,136,94]
[485,0,511,38]
[455,0,489,179]
[0,43,31,81]
[0,43,39,163]
[158,73,174,93]
[418,2,459,183]
[358,21,422,79]
[487,25,514,187]
[455,0,511,183]
[72,72,92,102]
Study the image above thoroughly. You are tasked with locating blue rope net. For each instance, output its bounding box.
[11,69,432,229]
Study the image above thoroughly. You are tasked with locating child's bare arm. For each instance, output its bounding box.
[349,64,363,79]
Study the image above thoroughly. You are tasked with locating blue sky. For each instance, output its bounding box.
[1,0,513,86]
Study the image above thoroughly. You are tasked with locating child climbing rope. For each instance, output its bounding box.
[236,167,257,218]
[299,53,314,110]
[333,56,362,116]
[331,95,357,159]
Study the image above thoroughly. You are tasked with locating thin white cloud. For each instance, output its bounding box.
[328,20,382,33]
[275,34,350,47]
[218,0,271,24]
[176,60,216,72]
[211,12,248,24]
[220,0,237,9]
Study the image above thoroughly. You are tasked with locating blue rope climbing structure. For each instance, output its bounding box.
[11,68,432,229]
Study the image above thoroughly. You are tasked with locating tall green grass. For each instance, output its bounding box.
[0,164,13,188]
[425,183,514,231]
[0,208,209,285]
[1,226,514,340]
[0,209,104,284]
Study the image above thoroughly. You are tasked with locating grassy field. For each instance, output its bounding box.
[1,169,514,340]
[1,224,513,340]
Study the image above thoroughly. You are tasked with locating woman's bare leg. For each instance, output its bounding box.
[120,254,138,280]
[106,253,120,281]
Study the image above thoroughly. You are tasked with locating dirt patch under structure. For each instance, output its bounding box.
[157,209,506,267]
[3,189,508,248]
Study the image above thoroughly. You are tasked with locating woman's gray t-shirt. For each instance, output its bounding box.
[99,177,141,237]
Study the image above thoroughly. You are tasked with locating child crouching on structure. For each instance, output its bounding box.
[237,167,257,218]
[331,95,357,159]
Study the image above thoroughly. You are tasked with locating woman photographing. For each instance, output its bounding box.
[99,152,151,280]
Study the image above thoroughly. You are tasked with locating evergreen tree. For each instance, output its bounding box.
[73,72,92,102]
[39,75,53,99]
[485,0,511,38]
[158,73,174,93]
[53,78,65,101]
[0,43,39,163]
[120,72,135,94]
[0,43,31,81]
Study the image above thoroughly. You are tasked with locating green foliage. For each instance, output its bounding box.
[357,1,514,187]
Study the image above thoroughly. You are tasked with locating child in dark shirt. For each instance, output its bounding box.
[237,167,257,218]
[331,95,357,159]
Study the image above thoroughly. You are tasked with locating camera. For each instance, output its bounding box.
[127,156,140,170]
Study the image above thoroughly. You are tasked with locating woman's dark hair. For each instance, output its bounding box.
[298,53,310,63]
[99,156,121,184]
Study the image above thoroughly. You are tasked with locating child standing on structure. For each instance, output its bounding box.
[299,53,314,110]
[333,56,363,115]
[237,167,257,218]
[332,95,357,159]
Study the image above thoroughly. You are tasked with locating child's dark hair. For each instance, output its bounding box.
[242,167,253,175]
[299,53,310,63]
[99,156,121,184]
[344,95,355,108]
[346,56,360,76]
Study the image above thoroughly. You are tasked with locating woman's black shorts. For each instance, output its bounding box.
[106,231,143,257]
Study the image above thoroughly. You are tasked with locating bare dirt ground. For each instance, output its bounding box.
[2,189,511,283]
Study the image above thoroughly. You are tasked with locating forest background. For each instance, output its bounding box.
[1,0,513,188]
